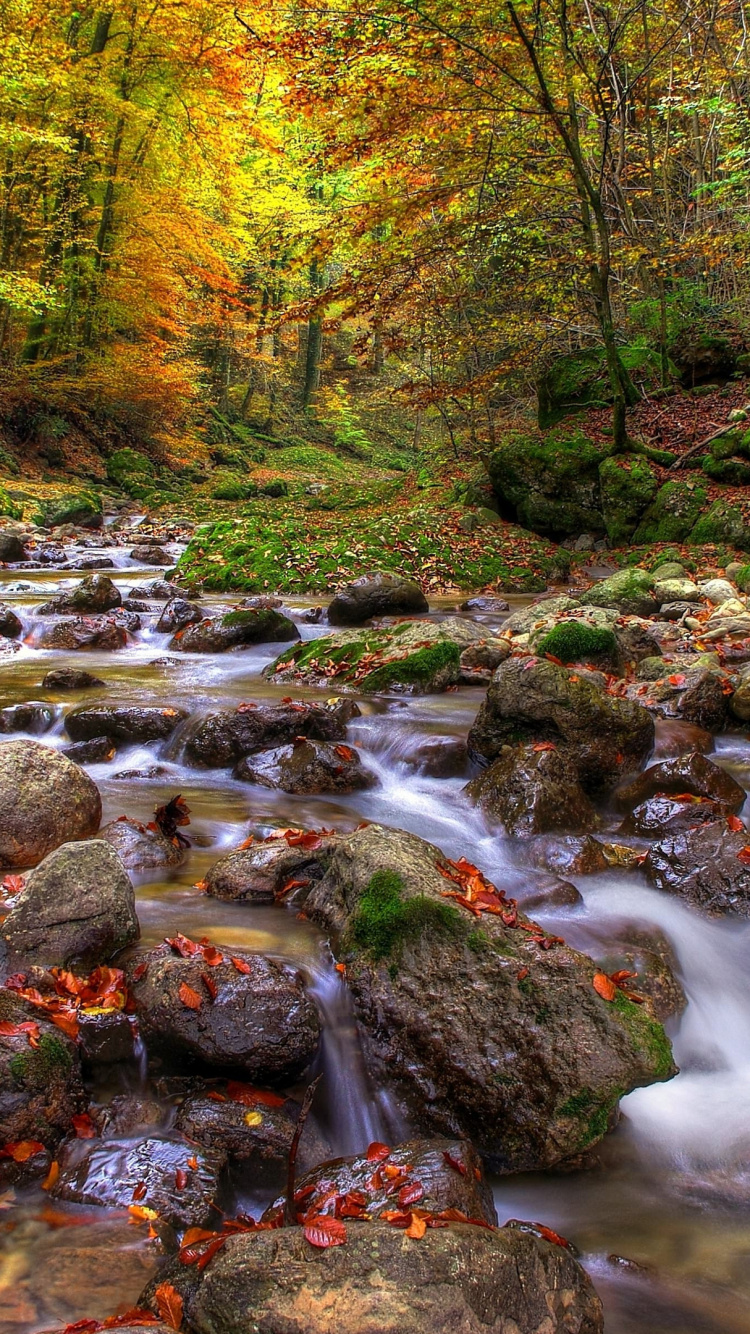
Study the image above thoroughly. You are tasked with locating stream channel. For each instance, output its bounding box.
[0,546,748,1334]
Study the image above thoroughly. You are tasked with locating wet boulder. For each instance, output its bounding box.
[128,944,320,1083]
[262,1138,496,1227]
[66,704,188,745]
[651,720,714,760]
[467,657,655,793]
[465,743,597,837]
[0,740,101,868]
[184,700,349,768]
[170,608,299,653]
[327,572,429,625]
[2,839,139,968]
[142,1220,603,1334]
[42,668,104,691]
[0,531,27,563]
[175,1092,329,1173]
[37,574,121,616]
[36,616,128,651]
[679,669,730,731]
[522,834,611,877]
[458,638,511,682]
[203,838,330,903]
[100,817,185,870]
[299,823,675,1172]
[579,568,658,617]
[130,545,172,565]
[128,579,186,601]
[52,1135,225,1230]
[613,752,745,813]
[234,739,376,794]
[0,605,22,638]
[402,736,469,778]
[620,794,728,837]
[0,993,84,1150]
[62,737,117,765]
[730,664,750,721]
[644,820,750,916]
[0,702,55,735]
[460,595,510,614]
[156,599,204,634]
[68,554,115,570]
[77,1009,137,1065]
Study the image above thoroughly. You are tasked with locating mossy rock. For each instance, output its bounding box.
[599,456,658,544]
[106,448,156,496]
[487,429,609,539]
[347,869,463,961]
[702,455,750,487]
[42,490,102,529]
[538,346,671,427]
[689,499,750,550]
[633,481,709,544]
[669,329,736,386]
[0,447,20,478]
[733,564,750,593]
[211,472,259,501]
[0,485,22,521]
[579,568,657,616]
[709,430,750,461]
[537,621,618,665]
[259,480,288,498]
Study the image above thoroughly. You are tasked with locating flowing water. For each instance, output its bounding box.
[0,550,748,1333]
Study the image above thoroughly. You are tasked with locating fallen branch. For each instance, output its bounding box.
[670,422,736,469]
[285,1074,322,1225]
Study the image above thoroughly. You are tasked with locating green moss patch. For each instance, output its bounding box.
[348,869,463,961]
[9,1033,72,1088]
[611,991,674,1080]
[360,642,460,692]
[537,621,618,664]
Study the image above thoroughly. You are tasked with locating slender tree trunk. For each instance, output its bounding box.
[301,256,322,408]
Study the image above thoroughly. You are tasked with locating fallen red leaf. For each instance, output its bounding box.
[593,972,617,1001]
[175,1168,188,1190]
[303,1214,347,1248]
[0,1139,45,1162]
[230,957,251,974]
[443,1150,467,1176]
[727,814,745,832]
[154,1281,183,1330]
[178,982,202,1010]
[71,1113,97,1139]
[398,1181,425,1208]
[366,1142,391,1162]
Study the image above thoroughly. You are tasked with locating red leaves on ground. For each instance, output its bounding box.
[366,1141,391,1162]
[154,1281,184,1330]
[0,1140,45,1162]
[71,1113,97,1139]
[443,1150,467,1176]
[334,744,355,761]
[178,982,202,1010]
[437,856,562,948]
[593,972,617,1001]
[737,846,750,865]
[0,1019,40,1046]
[303,1215,348,1248]
[3,965,130,1046]
[230,956,251,974]
[165,934,202,957]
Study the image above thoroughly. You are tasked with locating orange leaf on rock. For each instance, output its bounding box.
[727,814,745,832]
[593,972,617,1001]
[178,982,202,1010]
[366,1141,391,1162]
[398,1181,424,1208]
[303,1215,347,1248]
[155,1281,184,1330]
[531,741,556,752]
[406,1212,428,1239]
[230,956,251,974]
[443,1149,467,1176]
[42,1160,59,1190]
[737,846,750,865]
[71,1113,97,1139]
[0,1140,45,1162]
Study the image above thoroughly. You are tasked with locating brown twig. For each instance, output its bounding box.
[285,1074,322,1225]
[669,422,734,469]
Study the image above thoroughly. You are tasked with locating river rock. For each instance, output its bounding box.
[465,743,597,836]
[156,599,204,633]
[184,700,349,768]
[141,1221,603,1334]
[128,945,320,1082]
[679,670,730,730]
[522,835,611,877]
[613,752,745,812]
[579,568,658,617]
[644,820,750,916]
[620,794,728,836]
[700,578,738,604]
[66,704,188,745]
[729,664,750,722]
[327,572,429,624]
[234,739,375,793]
[36,615,128,651]
[62,737,117,765]
[0,740,102,868]
[651,720,714,759]
[0,531,26,563]
[0,992,84,1150]
[130,545,172,565]
[0,702,54,734]
[128,579,187,601]
[403,736,469,777]
[175,1092,328,1172]
[467,657,655,793]
[266,619,487,693]
[0,605,22,638]
[52,1135,225,1230]
[42,668,104,690]
[458,638,511,682]
[2,840,139,968]
[37,574,122,616]
[67,555,115,570]
[170,608,299,653]
[100,817,185,870]
[298,823,675,1171]
[653,577,700,603]
[262,1137,496,1227]
[203,838,330,903]
[77,1009,137,1065]
[460,595,510,614]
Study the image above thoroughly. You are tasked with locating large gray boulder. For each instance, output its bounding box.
[141,1221,603,1334]
[467,657,654,793]
[170,608,299,652]
[0,740,102,868]
[128,943,320,1083]
[2,839,139,968]
[184,700,349,768]
[298,824,675,1172]
[65,704,188,744]
[37,574,121,616]
[579,568,658,616]
[327,572,429,624]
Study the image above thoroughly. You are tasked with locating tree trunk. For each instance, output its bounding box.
[301,257,322,408]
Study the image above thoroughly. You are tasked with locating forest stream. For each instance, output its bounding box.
[0,545,748,1334]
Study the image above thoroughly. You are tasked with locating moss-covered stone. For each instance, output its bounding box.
[106,448,156,496]
[689,498,750,550]
[733,564,750,593]
[42,490,102,528]
[360,642,460,692]
[537,346,669,426]
[487,428,609,539]
[610,991,674,1080]
[537,621,618,665]
[579,568,657,616]
[9,1033,73,1089]
[211,472,258,501]
[0,485,22,520]
[599,456,658,544]
[347,869,463,960]
[632,481,709,544]
[702,455,750,486]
